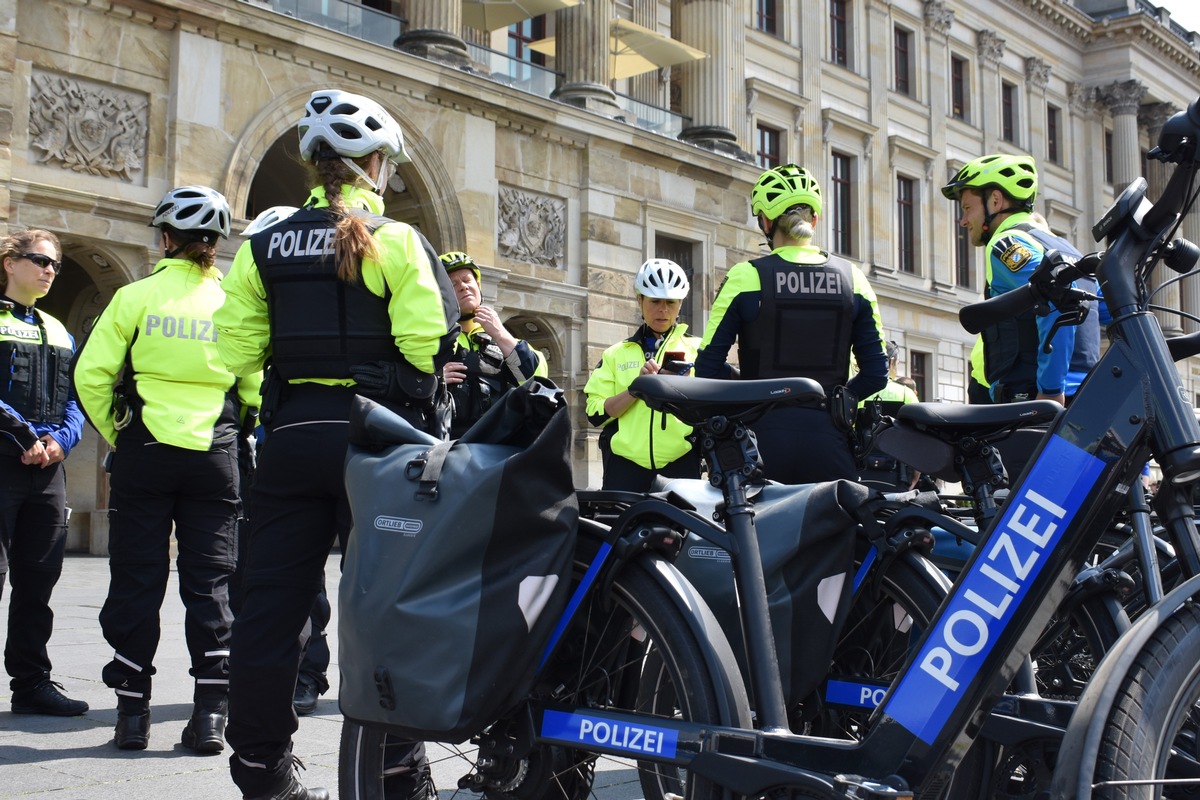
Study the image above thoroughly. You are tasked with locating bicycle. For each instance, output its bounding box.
[341,95,1200,800]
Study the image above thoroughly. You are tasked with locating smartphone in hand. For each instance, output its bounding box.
[661,351,693,375]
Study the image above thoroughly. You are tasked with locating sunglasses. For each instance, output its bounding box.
[21,253,62,274]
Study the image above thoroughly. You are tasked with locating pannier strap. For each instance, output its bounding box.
[406,441,456,501]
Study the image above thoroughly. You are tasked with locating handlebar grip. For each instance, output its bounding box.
[959,284,1038,335]
[1168,331,1200,362]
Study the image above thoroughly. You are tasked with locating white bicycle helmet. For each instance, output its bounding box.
[297,89,409,164]
[149,186,231,239]
[242,206,299,237]
[635,259,690,300]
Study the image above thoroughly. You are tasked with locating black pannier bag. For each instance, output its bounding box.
[339,378,578,742]
[665,477,866,705]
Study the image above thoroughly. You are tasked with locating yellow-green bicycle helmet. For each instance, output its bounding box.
[751,164,823,220]
[439,251,482,284]
[941,153,1038,205]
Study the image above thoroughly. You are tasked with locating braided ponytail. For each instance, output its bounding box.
[312,156,381,282]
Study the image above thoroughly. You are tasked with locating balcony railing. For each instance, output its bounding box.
[465,42,561,101]
[613,92,691,139]
[264,0,404,48]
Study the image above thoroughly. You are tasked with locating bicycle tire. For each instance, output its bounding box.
[1092,602,1200,799]
[339,551,731,800]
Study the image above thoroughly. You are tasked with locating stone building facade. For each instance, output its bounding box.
[3,0,1199,550]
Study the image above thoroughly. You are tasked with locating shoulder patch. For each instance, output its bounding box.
[994,236,1035,273]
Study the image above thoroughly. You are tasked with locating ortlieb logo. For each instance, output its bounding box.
[687,546,730,562]
[374,515,422,536]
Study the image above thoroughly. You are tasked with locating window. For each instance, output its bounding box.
[755,0,778,35]
[1105,130,1114,183]
[910,351,929,401]
[508,16,547,68]
[1045,104,1062,164]
[655,235,696,324]
[831,152,854,257]
[955,224,973,289]
[830,0,849,67]
[897,176,916,274]
[951,56,967,121]
[1001,81,1017,143]
[755,124,782,170]
[894,27,912,96]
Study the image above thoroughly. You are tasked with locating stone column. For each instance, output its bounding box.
[1098,79,1147,189]
[1025,56,1049,154]
[925,0,954,290]
[678,0,751,159]
[552,0,621,115]
[0,0,14,234]
[977,30,1005,152]
[396,0,472,68]
[1182,208,1200,334]
[1142,101,1184,335]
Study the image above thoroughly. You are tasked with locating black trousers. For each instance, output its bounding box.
[227,385,426,797]
[601,448,701,492]
[298,584,331,693]
[99,439,238,701]
[751,406,858,485]
[0,456,68,692]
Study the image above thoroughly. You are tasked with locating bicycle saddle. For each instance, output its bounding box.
[629,374,825,425]
[898,399,1062,437]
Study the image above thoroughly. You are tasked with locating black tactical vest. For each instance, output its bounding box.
[249,207,400,380]
[0,302,72,426]
[740,253,855,392]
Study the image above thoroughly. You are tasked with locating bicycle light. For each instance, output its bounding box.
[1163,238,1200,274]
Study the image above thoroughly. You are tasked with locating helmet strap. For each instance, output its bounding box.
[341,152,390,194]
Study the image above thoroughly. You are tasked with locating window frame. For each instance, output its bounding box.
[1047,103,1061,164]
[830,151,854,258]
[830,0,850,68]
[1001,80,1018,144]
[896,174,917,274]
[755,0,778,36]
[755,123,783,170]
[894,26,912,96]
[950,54,968,122]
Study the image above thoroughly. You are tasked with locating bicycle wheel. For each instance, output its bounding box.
[802,548,950,741]
[339,550,734,800]
[1030,593,1128,700]
[1092,602,1200,799]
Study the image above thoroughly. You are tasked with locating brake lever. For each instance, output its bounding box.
[1041,301,1093,354]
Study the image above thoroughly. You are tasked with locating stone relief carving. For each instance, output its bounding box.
[923,0,954,36]
[977,30,1006,64]
[1024,57,1050,90]
[29,70,147,183]
[498,186,566,268]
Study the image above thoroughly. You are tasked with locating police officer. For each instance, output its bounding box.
[859,342,920,412]
[942,154,1100,405]
[73,187,260,752]
[439,251,547,438]
[696,164,889,484]
[858,342,921,491]
[585,258,701,490]
[0,229,87,717]
[215,88,457,800]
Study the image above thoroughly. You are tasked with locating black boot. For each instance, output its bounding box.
[114,697,150,750]
[242,771,330,800]
[181,694,227,754]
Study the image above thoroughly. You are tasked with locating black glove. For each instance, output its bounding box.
[350,360,437,403]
